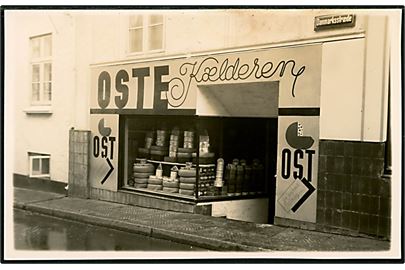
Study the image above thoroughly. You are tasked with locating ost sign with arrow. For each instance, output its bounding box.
[89,114,119,191]
[276,117,319,223]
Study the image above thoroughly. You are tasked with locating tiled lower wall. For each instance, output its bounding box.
[317,140,391,239]
[68,129,91,198]
[14,173,67,194]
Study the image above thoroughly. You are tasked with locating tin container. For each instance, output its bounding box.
[156,163,163,178]
[214,158,224,188]
[170,166,179,180]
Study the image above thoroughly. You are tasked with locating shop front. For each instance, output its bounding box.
[88,44,321,224]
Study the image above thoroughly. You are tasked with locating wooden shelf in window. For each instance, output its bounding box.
[135,158,215,167]
[123,185,196,201]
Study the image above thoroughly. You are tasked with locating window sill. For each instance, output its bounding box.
[29,175,51,179]
[126,49,166,58]
[24,106,53,115]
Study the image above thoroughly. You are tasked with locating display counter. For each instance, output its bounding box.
[121,115,277,202]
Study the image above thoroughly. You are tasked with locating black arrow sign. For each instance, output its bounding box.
[291,177,316,212]
[101,158,114,185]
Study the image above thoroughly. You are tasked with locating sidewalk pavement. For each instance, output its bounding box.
[13,187,390,252]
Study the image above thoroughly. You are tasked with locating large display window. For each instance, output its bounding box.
[120,115,277,202]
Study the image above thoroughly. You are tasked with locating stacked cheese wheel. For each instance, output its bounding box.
[145,131,154,149]
[192,152,216,164]
[177,147,196,163]
[177,130,195,163]
[132,162,155,188]
[164,135,178,162]
[168,128,180,159]
[156,129,167,147]
[138,147,150,159]
[178,167,197,196]
[183,130,194,149]
[150,145,169,161]
[138,131,154,159]
[162,177,179,193]
[147,175,163,191]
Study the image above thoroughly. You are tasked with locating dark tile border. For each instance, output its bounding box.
[13,173,67,195]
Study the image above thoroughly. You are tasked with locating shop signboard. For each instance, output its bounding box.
[90,44,321,115]
[89,114,119,191]
[276,116,319,223]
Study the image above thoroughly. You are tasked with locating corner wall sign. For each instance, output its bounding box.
[314,14,356,31]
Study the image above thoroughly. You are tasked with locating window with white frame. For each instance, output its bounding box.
[129,14,164,53]
[28,153,50,178]
[30,34,52,104]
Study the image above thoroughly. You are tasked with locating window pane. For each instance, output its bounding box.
[32,83,40,101]
[44,63,52,81]
[42,158,50,174]
[32,65,40,82]
[44,63,52,101]
[32,158,40,174]
[31,38,40,58]
[149,15,163,25]
[129,29,143,52]
[129,15,143,28]
[44,82,52,101]
[43,35,52,57]
[148,25,163,50]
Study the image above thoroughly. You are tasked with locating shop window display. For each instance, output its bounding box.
[121,115,277,201]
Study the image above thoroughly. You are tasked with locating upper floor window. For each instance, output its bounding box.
[129,14,164,54]
[30,34,52,105]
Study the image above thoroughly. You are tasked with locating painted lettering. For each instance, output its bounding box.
[98,71,111,109]
[108,136,116,160]
[93,136,100,157]
[101,136,108,158]
[306,149,315,182]
[115,70,129,109]
[154,66,169,112]
[132,67,150,110]
[293,149,304,180]
[281,149,291,179]
[93,135,116,160]
[281,149,315,181]
[97,56,306,110]
[168,56,305,107]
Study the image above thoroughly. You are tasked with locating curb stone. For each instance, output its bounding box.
[150,227,267,251]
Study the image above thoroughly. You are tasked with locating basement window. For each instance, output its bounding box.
[28,152,50,178]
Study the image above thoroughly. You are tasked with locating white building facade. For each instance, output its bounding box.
[6,9,401,239]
